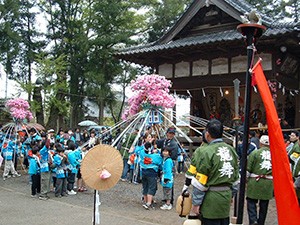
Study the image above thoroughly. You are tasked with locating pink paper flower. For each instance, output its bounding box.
[5,98,33,121]
[122,74,175,120]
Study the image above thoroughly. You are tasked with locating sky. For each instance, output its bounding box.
[0,67,24,99]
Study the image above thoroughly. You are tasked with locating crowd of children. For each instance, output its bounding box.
[0,124,188,211]
[120,127,188,211]
[0,127,108,200]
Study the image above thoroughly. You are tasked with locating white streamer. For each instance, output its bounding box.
[95,191,101,224]
[253,86,258,93]
[219,87,223,97]
[202,88,206,97]
[187,90,192,98]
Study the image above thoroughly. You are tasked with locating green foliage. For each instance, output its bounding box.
[17,81,35,97]
[245,0,299,21]
[145,0,192,42]
[35,54,69,117]
[1,0,297,128]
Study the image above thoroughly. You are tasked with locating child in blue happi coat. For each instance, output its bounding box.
[160,148,174,210]
[2,138,21,180]
[28,146,41,197]
[140,141,163,209]
[53,146,68,197]
[66,141,81,195]
[39,136,52,200]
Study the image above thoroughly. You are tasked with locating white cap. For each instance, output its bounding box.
[260,135,269,146]
[47,129,55,133]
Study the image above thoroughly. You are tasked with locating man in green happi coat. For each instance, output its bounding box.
[292,145,300,205]
[182,129,208,192]
[288,131,300,170]
[246,135,273,225]
[190,119,239,225]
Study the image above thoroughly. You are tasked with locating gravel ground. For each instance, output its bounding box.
[0,167,278,225]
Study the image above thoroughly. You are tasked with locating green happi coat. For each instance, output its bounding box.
[246,146,273,200]
[195,141,239,219]
[289,142,300,170]
[292,157,300,199]
[186,142,208,178]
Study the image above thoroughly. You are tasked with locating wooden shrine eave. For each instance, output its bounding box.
[117,36,282,67]
[169,71,299,91]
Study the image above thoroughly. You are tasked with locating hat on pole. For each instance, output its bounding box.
[81,144,123,191]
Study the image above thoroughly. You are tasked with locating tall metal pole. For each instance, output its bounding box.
[236,23,266,224]
[232,78,240,219]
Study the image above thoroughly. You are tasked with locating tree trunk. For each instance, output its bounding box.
[33,86,44,126]
[98,99,104,125]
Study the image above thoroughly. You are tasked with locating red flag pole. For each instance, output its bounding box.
[236,22,266,224]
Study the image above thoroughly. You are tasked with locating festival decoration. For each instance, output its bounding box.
[5,98,33,122]
[81,144,123,224]
[252,59,300,224]
[122,74,176,120]
[267,80,277,101]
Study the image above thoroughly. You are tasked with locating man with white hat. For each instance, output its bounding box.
[47,129,56,144]
[246,135,273,225]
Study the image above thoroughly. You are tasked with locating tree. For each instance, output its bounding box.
[38,0,90,128]
[109,63,140,123]
[83,0,146,124]
[146,0,192,42]
[0,0,45,100]
[245,0,299,22]
[0,0,21,84]
[34,54,69,129]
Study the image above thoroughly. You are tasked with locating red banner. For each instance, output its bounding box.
[252,59,300,224]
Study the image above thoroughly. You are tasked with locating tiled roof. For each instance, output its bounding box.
[116,27,295,56]
[116,0,299,57]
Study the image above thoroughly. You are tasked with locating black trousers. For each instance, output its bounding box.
[67,173,76,191]
[247,197,269,225]
[55,177,67,196]
[31,174,41,195]
[202,217,229,225]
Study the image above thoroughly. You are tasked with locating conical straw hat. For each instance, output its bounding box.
[81,144,123,191]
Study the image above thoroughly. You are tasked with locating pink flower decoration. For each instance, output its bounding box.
[5,98,33,121]
[99,169,111,179]
[122,74,175,120]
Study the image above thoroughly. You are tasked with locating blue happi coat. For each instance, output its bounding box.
[161,157,174,188]
[53,154,68,178]
[39,145,50,173]
[67,148,81,174]
[28,156,40,175]
[2,140,16,161]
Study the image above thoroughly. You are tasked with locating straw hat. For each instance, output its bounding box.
[81,144,123,191]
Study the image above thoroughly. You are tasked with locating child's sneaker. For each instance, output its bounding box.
[39,196,49,200]
[67,190,77,195]
[31,195,37,198]
[142,203,151,210]
[160,204,172,210]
